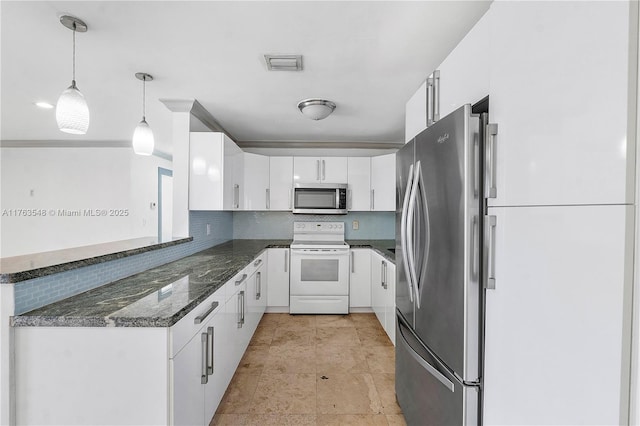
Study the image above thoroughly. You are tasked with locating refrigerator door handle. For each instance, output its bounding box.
[416,161,430,308]
[408,161,427,309]
[406,162,422,307]
[484,215,497,289]
[398,320,455,393]
[400,163,415,303]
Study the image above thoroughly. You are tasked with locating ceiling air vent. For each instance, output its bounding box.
[264,55,303,71]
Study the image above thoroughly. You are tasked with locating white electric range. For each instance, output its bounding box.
[289,222,350,314]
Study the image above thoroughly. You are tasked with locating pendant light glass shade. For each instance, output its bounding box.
[56,81,89,134]
[57,16,89,135]
[132,118,154,156]
[132,73,154,156]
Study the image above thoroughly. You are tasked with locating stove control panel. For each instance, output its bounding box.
[294,222,344,232]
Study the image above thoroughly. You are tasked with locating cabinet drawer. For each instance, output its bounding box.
[171,284,227,357]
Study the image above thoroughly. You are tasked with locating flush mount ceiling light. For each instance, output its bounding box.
[264,55,303,71]
[56,15,89,135]
[132,73,154,156]
[297,99,336,121]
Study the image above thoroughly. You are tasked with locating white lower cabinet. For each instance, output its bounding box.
[267,248,290,310]
[14,253,268,426]
[246,254,267,332]
[370,251,395,344]
[349,248,371,308]
[173,306,226,426]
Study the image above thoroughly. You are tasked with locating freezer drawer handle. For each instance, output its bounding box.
[194,301,219,324]
[486,123,498,199]
[398,323,455,393]
[485,215,497,289]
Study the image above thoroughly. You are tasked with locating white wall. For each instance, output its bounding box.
[0,147,171,257]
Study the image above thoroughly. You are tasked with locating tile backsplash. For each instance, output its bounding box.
[14,211,232,314]
[232,211,395,240]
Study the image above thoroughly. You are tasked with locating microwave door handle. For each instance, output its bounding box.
[322,160,326,181]
[317,160,321,181]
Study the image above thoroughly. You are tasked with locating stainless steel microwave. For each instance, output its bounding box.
[292,183,348,214]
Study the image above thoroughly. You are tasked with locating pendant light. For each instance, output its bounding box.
[56,15,89,135]
[132,73,154,156]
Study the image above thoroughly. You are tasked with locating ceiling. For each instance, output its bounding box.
[1,1,491,155]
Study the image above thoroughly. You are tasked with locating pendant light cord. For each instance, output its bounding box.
[72,25,76,84]
[142,77,146,121]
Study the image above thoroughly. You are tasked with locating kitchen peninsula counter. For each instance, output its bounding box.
[11,239,290,328]
[11,239,394,328]
[0,236,193,284]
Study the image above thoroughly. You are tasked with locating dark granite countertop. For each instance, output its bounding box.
[0,237,193,284]
[347,239,396,263]
[12,239,393,328]
[12,240,290,328]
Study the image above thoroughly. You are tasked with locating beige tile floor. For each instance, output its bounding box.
[211,313,407,426]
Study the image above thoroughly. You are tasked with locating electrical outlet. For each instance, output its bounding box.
[206,224,211,235]
[352,220,359,230]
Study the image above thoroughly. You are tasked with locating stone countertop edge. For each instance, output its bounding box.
[0,237,194,284]
[11,239,394,328]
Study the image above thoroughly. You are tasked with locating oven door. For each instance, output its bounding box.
[290,248,350,295]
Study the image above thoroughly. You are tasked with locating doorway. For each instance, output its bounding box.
[158,167,173,242]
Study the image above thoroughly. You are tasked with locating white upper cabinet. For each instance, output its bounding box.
[241,153,269,211]
[269,157,293,210]
[189,132,242,211]
[371,154,396,211]
[488,1,631,206]
[405,80,429,143]
[347,157,371,211]
[293,157,348,184]
[437,8,491,119]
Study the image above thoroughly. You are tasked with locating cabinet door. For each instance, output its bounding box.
[347,158,371,211]
[437,8,491,118]
[189,132,224,210]
[349,249,371,308]
[293,157,321,183]
[173,329,206,426]
[321,157,348,183]
[370,252,385,327]
[267,248,290,308]
[242,153,269,211]
[269,157,293,210]
[223,138,243,210]
[484,205,628,425]
[384,262,396,345]
[488,1,630,206]
[371,154,396,211]
[405,80,428,143]
[203,312,230,424]
[226,282,248,374]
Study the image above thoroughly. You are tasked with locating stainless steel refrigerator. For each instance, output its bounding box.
[396,104,486,425]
